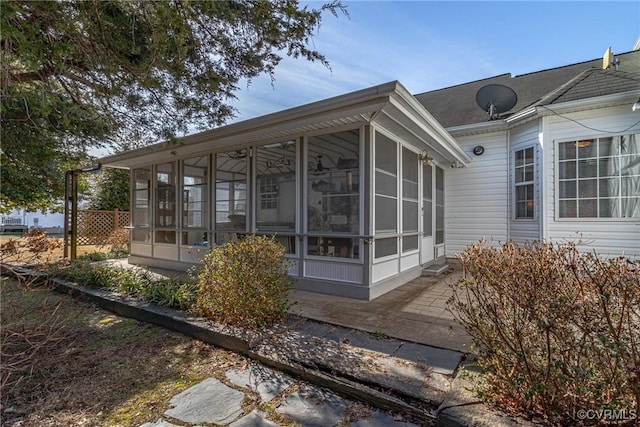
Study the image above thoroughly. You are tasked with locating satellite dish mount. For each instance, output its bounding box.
[475,84,518,120]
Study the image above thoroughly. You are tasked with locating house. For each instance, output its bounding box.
[100,47,640,300]
[1,209,65,234]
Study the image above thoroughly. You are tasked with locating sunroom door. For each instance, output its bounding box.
[421,162,434,264]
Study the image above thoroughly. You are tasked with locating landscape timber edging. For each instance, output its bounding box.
[3,264,437,424]
[3,263,533,427]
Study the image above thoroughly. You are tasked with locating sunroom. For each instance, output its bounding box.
[100,81,471,299]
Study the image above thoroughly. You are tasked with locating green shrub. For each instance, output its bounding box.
[55,262,195,310]
[449,240,639,424]
[142,278,197,311]
[194,235,293,328]
[78,250,129,262]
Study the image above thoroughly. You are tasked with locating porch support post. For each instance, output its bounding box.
[63,163,102,260]
[70,171,78,260]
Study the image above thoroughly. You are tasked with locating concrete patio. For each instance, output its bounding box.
[290,266,472,353]
[109,257,472,353]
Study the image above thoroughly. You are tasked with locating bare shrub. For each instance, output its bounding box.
[194,235,293,328]
[0,291,75,404]
[449,240,639,424]
[0,229,63,284]
[101,227,129,254]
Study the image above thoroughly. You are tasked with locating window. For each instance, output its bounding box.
[306,129,360,259]
[558,134,640,219]
[423,163,432,237]
[182,156,208,228]
[402,147,419,252]
[515,147,535,219]
[256,141,296,231]
[132,168,151,242]
[374,132,398,259]
[374,132,397,234]
[435,166,444,245]
[155,162,177,244]
[215,151,247,231]
[259,177,279,209]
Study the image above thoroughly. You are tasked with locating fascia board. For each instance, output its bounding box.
[448,90,640,135]
[446,120,507,138]
[376,109,460,165]
[504,107,537,124]
[533,90,640,116]
[389,85,472,164]
[100,81,400,167]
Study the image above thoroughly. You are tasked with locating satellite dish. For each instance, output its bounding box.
[475,84,518,120]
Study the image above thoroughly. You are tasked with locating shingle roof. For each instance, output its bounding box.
[534,68,640,106]
[414,50,640,128]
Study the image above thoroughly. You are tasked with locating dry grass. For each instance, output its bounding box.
[0,234,106,265]
[0,277,247,427]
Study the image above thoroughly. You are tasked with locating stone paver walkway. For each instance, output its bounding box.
[140,362,421,427]
[401,275,456,320]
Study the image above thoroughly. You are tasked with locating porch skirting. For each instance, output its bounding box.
[126,255,427,301]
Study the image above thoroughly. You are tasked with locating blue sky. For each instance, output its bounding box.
[230,1,640,122]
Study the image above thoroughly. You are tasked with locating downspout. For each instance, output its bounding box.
[506,129,511,241]
[539,115,547,241]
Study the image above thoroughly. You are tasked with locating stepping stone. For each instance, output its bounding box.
[226,364,294,402]
[277,385,347,426]
[295,320,336,337]
[325,329,401,355]
[393,342,463,375]
[350,410,419,426]
[230,410,279,427]
[139,420,180,427]
[164,378,244,425]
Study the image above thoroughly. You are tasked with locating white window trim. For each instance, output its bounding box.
[554,135,640,222]
[513,146,536,221]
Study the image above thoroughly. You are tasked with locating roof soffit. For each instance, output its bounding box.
[101,80,471,168]
[100,89,396,168]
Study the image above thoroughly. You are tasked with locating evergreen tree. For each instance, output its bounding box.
[1,0,346,212]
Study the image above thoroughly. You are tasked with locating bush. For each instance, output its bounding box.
[449,240,639,424]
[101,227,130,254]
[0,228,62,271]
[141,277,197,311]
[78,250,129,262]
[56,262,195,310]
[194,235,293,328]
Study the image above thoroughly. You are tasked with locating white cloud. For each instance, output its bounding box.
[229,0,640,123]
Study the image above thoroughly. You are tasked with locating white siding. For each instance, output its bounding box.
[542,105,640,257]
[509,122,542,243]
[445,131,509,257]
[372,257,399,283]
[304,260,364,284]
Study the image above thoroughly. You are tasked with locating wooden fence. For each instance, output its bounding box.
[77,209,130,246]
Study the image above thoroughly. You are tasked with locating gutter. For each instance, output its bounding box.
[446,120,508,137]
[532,89,640,117]
[504,107,537,124]
[392,83,472,165]
[100,81,401,166]
[448,89,640,135]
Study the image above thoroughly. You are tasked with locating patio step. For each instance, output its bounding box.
[422,263,449,276]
